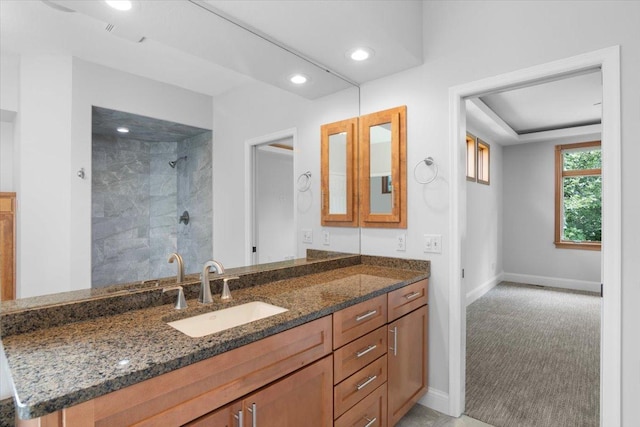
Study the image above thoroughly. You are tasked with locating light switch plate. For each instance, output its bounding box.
[424,234,442,253]
[302,229,313,244]
[322,230,330,246]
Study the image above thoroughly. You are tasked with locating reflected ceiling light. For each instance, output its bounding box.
[105,0,132,11]
[116,127,130,133]
[289,74,308,85]
[348,47,374,61]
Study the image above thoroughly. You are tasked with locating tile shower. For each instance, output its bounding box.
[91,112,212,287]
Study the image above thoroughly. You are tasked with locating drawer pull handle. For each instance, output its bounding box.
[233,410,243,427]
[404,291,421,300]
[356,375,378,390]
[363,416,377,427]
[356,344,377,358]
[356,309,377,322]
[389,326,398,356]
[247,403,257,426]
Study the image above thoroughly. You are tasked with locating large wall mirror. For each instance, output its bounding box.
[0,0,360,302]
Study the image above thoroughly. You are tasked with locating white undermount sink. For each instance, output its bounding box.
[167,301,289,338]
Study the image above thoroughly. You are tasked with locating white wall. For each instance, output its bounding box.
[212,81,360,268]
[463,128,503,305]
[503,138,601,292]
[0,121,14,191]
[412,1,639,420]
[16,55,73,298]
[256,148,294,263]
[0,53,19,113]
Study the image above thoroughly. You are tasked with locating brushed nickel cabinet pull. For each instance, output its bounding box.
[389,326,398,356]
[356,344,377,358]
[356,309,377,322]
[404,291,421,300]
[356,375,378,391]
[233,410,243,427]
[247,403,257,426]
[363,416,377,427]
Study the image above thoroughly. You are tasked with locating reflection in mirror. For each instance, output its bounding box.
[359,106,407,228]
[369,123,392,214]
[329,132,347,215]
[91,107,212,287]
[321,118,357,227]
[0,0,360,303]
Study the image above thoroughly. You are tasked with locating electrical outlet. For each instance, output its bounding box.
[302,229,313,244]
[322,230,330,246]
[397,234,406,251]
[424,234,442,253]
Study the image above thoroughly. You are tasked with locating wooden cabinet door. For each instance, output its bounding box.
[0,192,16,301]
[244,355,333,427]
[185,401,243,427]
[387,305,428,426]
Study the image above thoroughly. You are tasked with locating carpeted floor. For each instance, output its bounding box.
[465,282,600,427]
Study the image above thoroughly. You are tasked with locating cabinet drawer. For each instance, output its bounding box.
[333,294,387,349]
[334,355,387,418]
[334,383,387,427]
[334,326,387,384]
[387,279,428,322]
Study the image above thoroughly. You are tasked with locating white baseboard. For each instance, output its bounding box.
[502,272,600,293]
[419,387,449,415]
[465,273,503,306]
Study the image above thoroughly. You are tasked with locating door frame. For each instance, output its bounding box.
[244,128,297,266]
[448,46,621,425]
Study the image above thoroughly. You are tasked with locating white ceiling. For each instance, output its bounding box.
[466,70,603,146]
[0,0,424,99]
[2,0,601,137]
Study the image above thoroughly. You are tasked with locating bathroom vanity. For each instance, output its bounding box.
[0,254,429,426]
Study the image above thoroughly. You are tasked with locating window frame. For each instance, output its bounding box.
[554,140,602,251]
[476,138,490,185]
[466,133,477,182]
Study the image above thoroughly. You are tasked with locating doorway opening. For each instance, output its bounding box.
[448,47,621,425]
[244,129,297,266]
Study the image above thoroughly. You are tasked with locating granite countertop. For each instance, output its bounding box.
[1,258,428,420]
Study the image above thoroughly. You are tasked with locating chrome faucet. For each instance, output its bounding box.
[200,260,225,304]
[168,253,185,283]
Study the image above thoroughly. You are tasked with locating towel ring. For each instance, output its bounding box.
[297,171,312,192]
[414,157,438,184]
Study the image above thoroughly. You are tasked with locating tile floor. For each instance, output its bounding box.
[397,403,494,427]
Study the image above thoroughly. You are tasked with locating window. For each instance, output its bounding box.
[554,141,601,250]
[477,138,490,185]
[466,133,476,181]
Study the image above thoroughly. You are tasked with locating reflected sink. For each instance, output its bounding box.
[167,301,288,338]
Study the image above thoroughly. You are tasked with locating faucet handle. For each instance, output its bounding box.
[163,285,188,310]
[221,277,240,301]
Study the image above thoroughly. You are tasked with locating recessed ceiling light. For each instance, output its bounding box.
[117,127,130,133]
[289,74,308,85]
[348,47,374,61]
[105,0,132,11]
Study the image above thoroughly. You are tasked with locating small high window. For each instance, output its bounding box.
[466,133,476,181]
[554,141,601,250]
[477,138,490,185]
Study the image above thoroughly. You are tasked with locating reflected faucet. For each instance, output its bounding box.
[168,253,185,283]
[200,260,225,304]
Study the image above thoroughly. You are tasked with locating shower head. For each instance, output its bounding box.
[169,156,187,168]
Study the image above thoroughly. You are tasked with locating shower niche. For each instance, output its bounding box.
[91,106,213,287]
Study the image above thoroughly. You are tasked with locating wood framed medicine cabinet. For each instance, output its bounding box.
[359,105,407,228]
[321,118,358,227]
[320,106,407,229]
